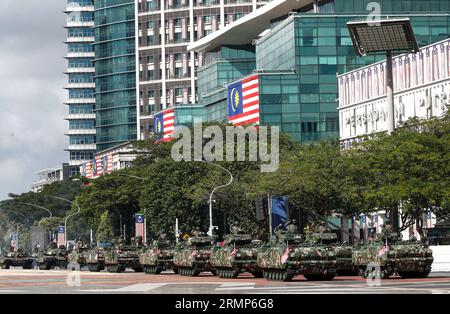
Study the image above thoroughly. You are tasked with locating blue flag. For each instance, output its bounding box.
[271,196,287,231]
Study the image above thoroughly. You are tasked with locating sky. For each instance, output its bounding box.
[0,0,68,200]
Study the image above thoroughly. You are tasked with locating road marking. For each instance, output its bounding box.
[219,282,256,288]
[0,290,30,293]
[79,283,167,292]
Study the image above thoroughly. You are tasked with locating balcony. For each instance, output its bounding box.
[67,144,97,151]
[65,5,94,13]
[65,67,95,74]
[66,52,95,58]
[65,36,95,43]
[66,21,95,28]
[64,98,96,105]
[65,113,96,120]
[65,128,96,135]
[64,83,95,89]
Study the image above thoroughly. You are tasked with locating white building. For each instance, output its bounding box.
[337,39,449,242]
[31,164,70,193]
[338,38,450,148]
[80,142,138,179]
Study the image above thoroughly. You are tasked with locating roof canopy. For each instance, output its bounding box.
[188,0,312,53]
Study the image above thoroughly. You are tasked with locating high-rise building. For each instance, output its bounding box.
[94,0,137,152]
[64,0,97,176]
[136,0,272,139]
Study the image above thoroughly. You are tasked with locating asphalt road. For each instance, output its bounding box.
[0,269,449,294]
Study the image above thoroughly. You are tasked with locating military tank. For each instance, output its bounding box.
[139,234,179,274]
[172,229,216,276]
[0,249,33,269]
[104,237,144,273]
[85,245,109,272]
[67,241,90,268]
[352,224,433,279]
[305,224,357,276]
[34,243,69,270]
[257,220,336,281]
[210,226,264,278]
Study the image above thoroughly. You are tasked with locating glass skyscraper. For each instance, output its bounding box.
[94,0,137,152]
[65,0,96,176]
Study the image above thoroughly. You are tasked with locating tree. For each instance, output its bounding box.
[96,211,114,242]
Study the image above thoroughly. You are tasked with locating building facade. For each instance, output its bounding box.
[338,39,450,147]
[136,0,272,139]
[94,0,137,152]
[65,0,97,176]
[31,164,71,193]
[184,0,450,144]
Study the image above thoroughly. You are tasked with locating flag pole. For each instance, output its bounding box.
[268,194,272,234]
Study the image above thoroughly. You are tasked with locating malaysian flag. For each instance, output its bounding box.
[101,154,113,174]
[380,63,385,95]
[356,72,361,102]
[10,233,18,252]
[280,246,290,264]
[440,43,446,80]
[228,75,259,126]
[135,214,146,242]
[154,108,175,142]
[350,74,355,104]
[418,51,424,85]
[432,46,439,81]
[392,58,397,91]
[228,245,237,257]
[367,68,373,99]
[404,56,411,89]
[361,70,366,100]
[425,48,432,83]
[339,77,345,106]
[447,41,450,77]
[411,54,417,87]
[95,156,104,177]
[57,226,65,247]
[377,239,389,257]
[398,58,404,90]
[373,66,379,98]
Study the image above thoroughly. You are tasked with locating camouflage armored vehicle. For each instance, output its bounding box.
[210,226,264,278]
[85,244,112,272]
[104,237,144,273]
[352,224,433,279]
[34,243,69,270]
[0,249,33,269]
[139,233,179,274]
[306,224,357,276]
[257,220,336,281]
[173,229,216,276]
[67,241,90,268]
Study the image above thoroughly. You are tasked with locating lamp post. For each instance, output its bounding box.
[44,196,81,247]
[347,18,419,233]
[17,203,52,226]
[196,160,234,237]
[347,18,419,134]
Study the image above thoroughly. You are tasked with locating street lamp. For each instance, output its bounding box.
[17,203,52,226]
[347,18,419,134]
[196,160,234,237]
[347,18,419,234]
[44,196,81,247]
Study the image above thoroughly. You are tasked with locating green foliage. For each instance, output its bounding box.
[96,211,114,242]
